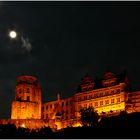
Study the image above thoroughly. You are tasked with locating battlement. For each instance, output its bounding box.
[16,75,39,85]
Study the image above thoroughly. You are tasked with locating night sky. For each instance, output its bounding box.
[0,1,140,118]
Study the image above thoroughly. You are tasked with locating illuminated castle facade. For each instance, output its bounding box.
[9,71,140,129]
[74,71,129,117]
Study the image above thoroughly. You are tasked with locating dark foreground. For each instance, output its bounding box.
[0,112,140,138]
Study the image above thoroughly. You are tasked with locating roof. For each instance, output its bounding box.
[76,71,129,93]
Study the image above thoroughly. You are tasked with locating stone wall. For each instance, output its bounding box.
[0,119,48,130]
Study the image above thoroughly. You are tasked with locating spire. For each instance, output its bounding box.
[57,93,60,101]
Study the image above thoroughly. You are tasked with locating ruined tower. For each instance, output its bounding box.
[11,75,42,119]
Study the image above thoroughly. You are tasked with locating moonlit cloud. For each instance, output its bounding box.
[21,36,32,52]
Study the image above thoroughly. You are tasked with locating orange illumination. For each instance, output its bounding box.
[56,122,62,130]
[73,122,82,127]
[21,123,25,128]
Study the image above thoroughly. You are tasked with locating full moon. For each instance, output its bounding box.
[9,30,17,39]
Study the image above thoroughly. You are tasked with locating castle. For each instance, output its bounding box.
[0,70,140,130]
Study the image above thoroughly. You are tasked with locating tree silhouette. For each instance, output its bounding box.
[79,107,99,127]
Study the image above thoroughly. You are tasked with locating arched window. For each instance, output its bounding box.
[66,101,68,106]
[105,100,109,105]
[100,101,103,106]
[62,102,64,107]
[27,96,30,101]
[95,102,98,107]
[111,99,114,104]
[19,88,22,94]
[27,88,30,93]
[16,97,21,101]
[117,98,120,103]
[46,105,48,110]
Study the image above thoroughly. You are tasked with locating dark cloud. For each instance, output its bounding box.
[0,1,140,118]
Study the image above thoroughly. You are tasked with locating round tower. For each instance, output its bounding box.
[15,75,41,103]
[11,75,42,119]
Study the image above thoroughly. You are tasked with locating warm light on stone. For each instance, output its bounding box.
[0,71,139,130]
[21,123,25,128]
[11,75,42,120]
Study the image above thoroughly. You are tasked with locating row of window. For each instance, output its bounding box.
[103,81,116,87]
[18,88,30,94]
[82,86,94,92]
[16,96,30,101]
[62,115,69,120]
[79,97,121,109]
[61,108,73,114]
[77,89,121,101]
[82,81,116,91]
[43,109,73,119]
[43,114,70,120]
[43,100,73,111]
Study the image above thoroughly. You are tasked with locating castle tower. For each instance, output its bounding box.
[11,75,42,119]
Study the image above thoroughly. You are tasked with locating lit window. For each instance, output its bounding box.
[19,88,22,94]
[84,104,87,108]
[105,100,109,105]
[84,96,87,100]
[27,96,30,101]
[100,101,103,106]
[50,104,52,109]
[89,103,92,107]
[89,95,92,99]
[104,83,108,87]
[42,107,44,111]
[62,110,64,115]
[46,114,48,119]
[66,101,68,106]
[94,93,98,98]
[70,100,73,105]
[117,98,120,103]
[79,105,82,110]
[78,97,81,101]
[111,82,114,86]
[46,105,48,110]
[50,113,53,117]
[111,90,114,94]
[105,91,108,96]
[62,102,64,107]
[27,88,30,93]
[54,103,57,109]
[89,87,92,90]
[95,102,98,107]
[16,97,21,101]
[82,87,86,91]
[116,89,120,94]
[100,92,103,96]
[111,99,114,104]
[71,108,72,113]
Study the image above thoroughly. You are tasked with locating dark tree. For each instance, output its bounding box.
[79,107,99,127]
